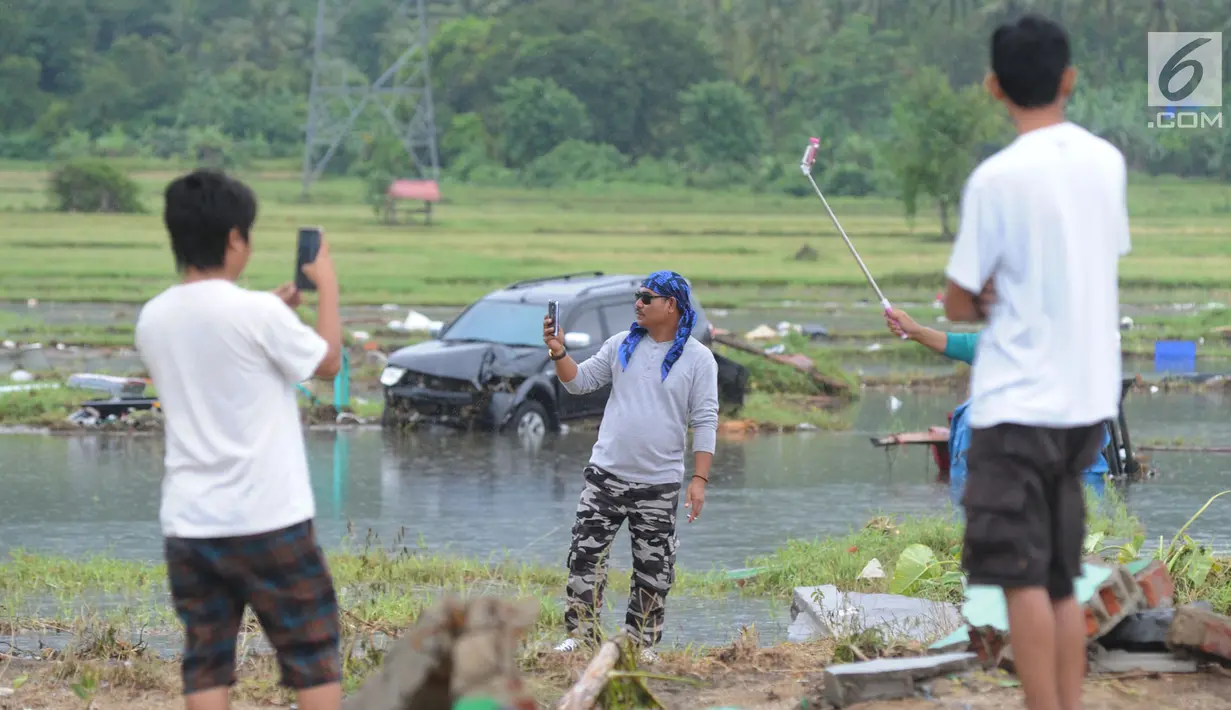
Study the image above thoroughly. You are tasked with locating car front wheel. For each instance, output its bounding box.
[510,399,550,438]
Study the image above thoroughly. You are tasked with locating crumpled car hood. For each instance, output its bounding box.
[385,340,544,385]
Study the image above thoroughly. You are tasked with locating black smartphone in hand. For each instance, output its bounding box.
[547,300,560,336]
[295,227,322,291]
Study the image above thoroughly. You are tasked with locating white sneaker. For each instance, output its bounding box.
[639,647,660,665]
[554,637,581,653]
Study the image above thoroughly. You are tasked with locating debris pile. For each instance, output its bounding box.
[811,559,1231,707]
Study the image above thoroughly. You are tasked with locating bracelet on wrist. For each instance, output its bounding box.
[692,474,708,482]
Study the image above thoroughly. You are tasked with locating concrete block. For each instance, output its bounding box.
[822,652,978,707]
[1166,604,1231,663]
[1089,649,1198,674]
[1083,565,1145,640]
[788,585,962,645]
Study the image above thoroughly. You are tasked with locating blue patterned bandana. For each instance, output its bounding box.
[617,270,696,381]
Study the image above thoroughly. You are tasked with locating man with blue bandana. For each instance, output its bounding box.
[542,270,719,663]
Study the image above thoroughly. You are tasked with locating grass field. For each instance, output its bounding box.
[3,159,1231,308]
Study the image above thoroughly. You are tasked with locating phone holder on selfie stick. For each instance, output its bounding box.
[799,136,906,339]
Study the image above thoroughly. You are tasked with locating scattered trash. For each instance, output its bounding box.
[2,339,14,349]
[764,343,786,355]
[857,559,885,580]
[380,303,401,311]
[0,382,60,395]
[865,342,882,352]
[777,321,801,336]
[388,309,444,333]
[9,370,33,382]
[887,395,902,413]
[26,298,37,308]
[352,330,371,341]
[797,422,818,431]
[800,324,830,340]
[1121,315,1134,330]
[744,324,777,341]
[66,373,148,398]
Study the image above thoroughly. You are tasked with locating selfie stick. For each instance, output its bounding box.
[799,137,907,339]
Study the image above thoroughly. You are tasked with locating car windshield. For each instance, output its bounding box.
[440,300,547,348]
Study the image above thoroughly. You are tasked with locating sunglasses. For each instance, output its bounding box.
[635,291,670,305]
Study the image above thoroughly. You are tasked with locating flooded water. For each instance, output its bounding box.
[3,389,1231,649]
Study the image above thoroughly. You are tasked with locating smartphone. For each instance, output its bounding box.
[295,227,322,291]
[547,300,560,336]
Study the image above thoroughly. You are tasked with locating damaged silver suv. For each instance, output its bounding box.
[378,271,746,436]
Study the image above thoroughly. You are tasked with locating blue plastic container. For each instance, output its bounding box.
[1154,340,1197,373]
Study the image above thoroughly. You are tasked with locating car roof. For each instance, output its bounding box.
[484,272,651,305]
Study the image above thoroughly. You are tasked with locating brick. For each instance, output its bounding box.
[1166,605,1231,663]
[1132,560,1175,609]
[822,652,978,707]
[1083,565,1145,640]
[964,564,1145,668]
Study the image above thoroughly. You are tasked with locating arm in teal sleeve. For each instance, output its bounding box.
[943,331,980,365]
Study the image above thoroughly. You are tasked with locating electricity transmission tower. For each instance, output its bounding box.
[301,0,441,198]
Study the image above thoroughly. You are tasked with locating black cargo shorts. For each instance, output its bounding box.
[961,421,1107,600]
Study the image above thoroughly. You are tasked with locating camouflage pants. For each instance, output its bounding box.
[564,465,680,648]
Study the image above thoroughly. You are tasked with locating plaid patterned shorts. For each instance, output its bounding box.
[164,520,341,694]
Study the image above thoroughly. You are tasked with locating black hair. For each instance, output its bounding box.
[990,14,1071,109]
[162,169,258,272]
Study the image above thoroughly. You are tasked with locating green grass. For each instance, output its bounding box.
[3,490,1230,699]
[3,161,1231,307]
[731,486,1225,606]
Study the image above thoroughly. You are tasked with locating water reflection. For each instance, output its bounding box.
[2,391,1230,568]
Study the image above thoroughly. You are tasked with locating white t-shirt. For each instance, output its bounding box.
[945,121,1131,429]
[134,279,329,538]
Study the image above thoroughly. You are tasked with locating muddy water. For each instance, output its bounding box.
[3,389,1231,649]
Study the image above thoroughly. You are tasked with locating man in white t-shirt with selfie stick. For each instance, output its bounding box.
[941,15,1131,710]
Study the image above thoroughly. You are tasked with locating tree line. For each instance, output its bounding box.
[2,0,1228,225]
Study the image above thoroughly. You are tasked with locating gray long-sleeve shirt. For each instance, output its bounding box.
[561,331,719,485]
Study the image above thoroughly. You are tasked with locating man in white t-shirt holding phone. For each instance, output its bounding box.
[942,15,1131,710]
[135,169,344,710]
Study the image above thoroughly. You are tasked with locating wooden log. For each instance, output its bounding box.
[555,635,625,710]
[711,332,851,395]
[870,428,951,447]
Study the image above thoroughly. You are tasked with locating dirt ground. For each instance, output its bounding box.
[4,641,1231,710]
[4,666,1231,710]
